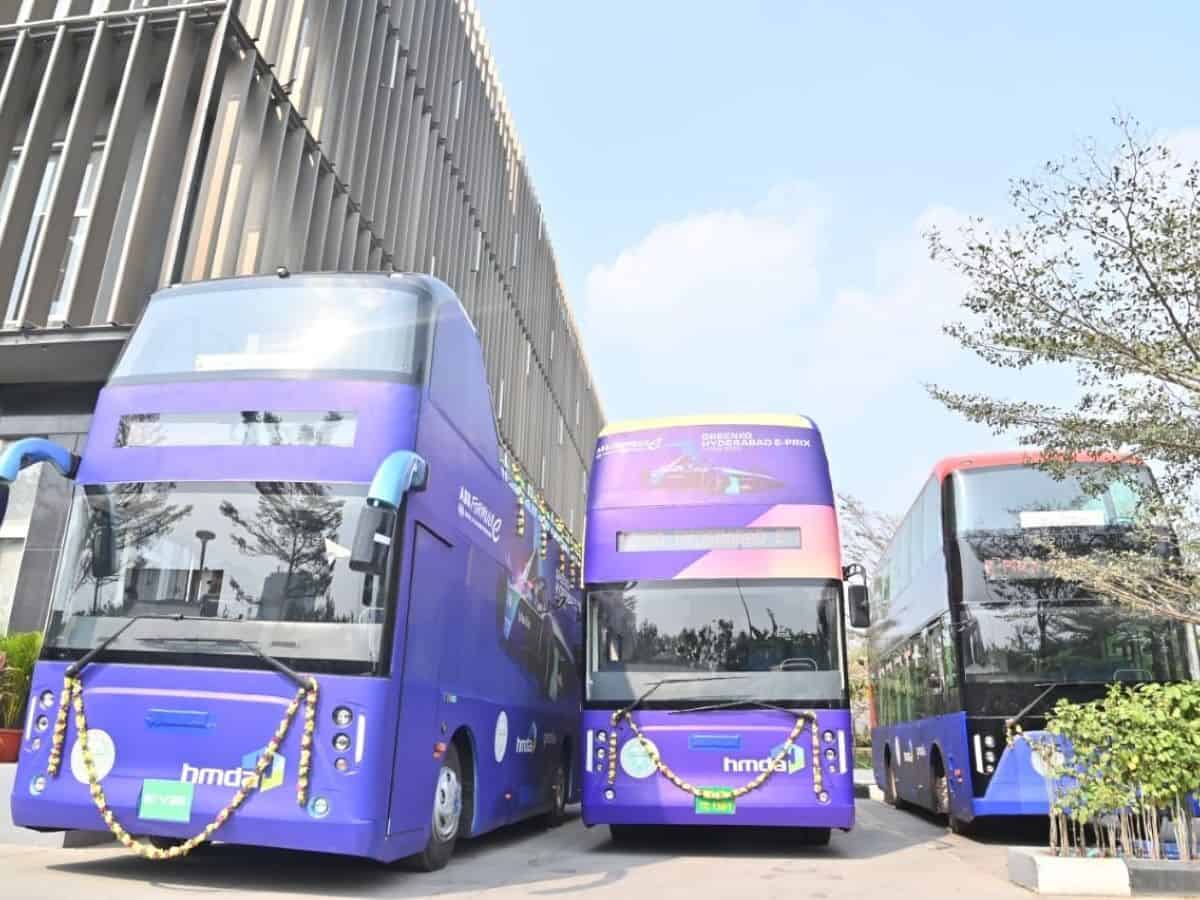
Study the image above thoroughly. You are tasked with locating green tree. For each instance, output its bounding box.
[928,116,1200,626]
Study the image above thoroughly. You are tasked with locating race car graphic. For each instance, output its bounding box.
[645,454,785,495]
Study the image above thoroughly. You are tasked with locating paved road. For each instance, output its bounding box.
[0,799,1114,900]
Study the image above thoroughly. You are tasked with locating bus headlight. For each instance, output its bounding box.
[818,791,829,804]
[333,707,353,727]
[596,731,607,744]
[983,734,996,749]
[333,733,351,752]
[984,751,996,763]
[596,748,606,760]
[824,748,836,761]
[823,730,835,743]
[39,691,55,710]
[308,796,331,818]
[335,758,349,772]
[35,716,48,732]
[604,789,615,801]
[29,775,46,796]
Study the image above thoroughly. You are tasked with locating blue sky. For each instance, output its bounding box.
[477,1,1200,515]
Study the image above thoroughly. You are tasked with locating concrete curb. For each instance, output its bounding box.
[1008,847,1200,896]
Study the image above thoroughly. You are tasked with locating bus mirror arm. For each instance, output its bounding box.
[351,451,428,576]
[0,438,80,530]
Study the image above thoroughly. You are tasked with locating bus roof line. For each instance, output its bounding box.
[599,414,814,437]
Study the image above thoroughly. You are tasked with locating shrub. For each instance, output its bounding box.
[0,631,44,730]
[1027,682,1200,861]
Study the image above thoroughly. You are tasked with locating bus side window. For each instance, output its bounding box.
[940,617,959,695]
[925,624,946,715]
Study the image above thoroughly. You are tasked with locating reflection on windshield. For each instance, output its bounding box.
[954,463,1154,532]
[46,482,383,668]
[111,284,426,380]
[586,579,844,703]
[960,602,1192,683]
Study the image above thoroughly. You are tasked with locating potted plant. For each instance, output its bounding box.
[0,631,43,763]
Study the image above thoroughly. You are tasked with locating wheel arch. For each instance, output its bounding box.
[450,726,477,837]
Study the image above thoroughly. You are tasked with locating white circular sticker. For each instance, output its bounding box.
[70,729,116,784]
[619,738,658,779]
[494,710,509,763]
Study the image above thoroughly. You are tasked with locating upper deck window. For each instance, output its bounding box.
[112,283,427,382]
[953,463,1155,533]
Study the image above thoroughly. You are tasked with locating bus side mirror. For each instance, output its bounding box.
[350,505,396,575]
[848,584,870,629]
[91,509,116,579]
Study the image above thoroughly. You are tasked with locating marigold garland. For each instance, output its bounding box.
[44,673,319,861]
[607,708,826,801]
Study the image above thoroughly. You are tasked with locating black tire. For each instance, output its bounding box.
[406,744,465,872]
[541,758,568,828]
[609,824,639,846]
[883,756,899,807]
[934,773,950,814]
[796,827,831,846]
[948,814,973,836]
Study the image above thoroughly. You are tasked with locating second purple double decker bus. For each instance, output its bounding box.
[580,415,870,845]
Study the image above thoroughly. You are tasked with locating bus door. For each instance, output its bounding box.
[387,523,454,836]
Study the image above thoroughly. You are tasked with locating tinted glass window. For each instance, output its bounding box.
[113,284,427,381]
[586,579,844,703]
[960,603,1192,683]
[45,482,384,670]
[953,464,1155,533]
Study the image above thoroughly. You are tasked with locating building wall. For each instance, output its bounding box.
[0,0,603,634]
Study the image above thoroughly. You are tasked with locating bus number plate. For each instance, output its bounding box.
[138,779,194,823]
[694,788,736,815]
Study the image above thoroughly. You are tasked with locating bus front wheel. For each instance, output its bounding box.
[609,824,639,846]
[883,756,904,809]
[795,827,831,846]
[408,745,464,872]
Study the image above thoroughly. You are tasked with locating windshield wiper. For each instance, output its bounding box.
[65,613,186,679]
[669,697,811,717]
[1004,680,1115,731]
[613,675,747,721]
[135,634,309,690]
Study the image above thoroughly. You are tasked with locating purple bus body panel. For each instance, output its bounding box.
[580,709,854,828]
[12,661,410,858]
[582,421,853,831]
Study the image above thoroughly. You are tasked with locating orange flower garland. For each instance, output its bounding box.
[608,708,826,802]
[45,673,319,860]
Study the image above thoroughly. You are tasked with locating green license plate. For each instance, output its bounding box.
[138,779,194,823]
[694,787,736,815]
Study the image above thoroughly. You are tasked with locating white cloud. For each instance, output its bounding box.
[581,182,829,414]
[581,186,1057,513]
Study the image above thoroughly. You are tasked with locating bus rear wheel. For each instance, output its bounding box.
[408,744,464,872]
[541,758,568,828]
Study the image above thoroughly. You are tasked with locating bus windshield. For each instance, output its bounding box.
[111,283,427,382]
[586,578,843,703]
[953,462,1155,532]
[960,601,1193,684]
[43,481,385,672]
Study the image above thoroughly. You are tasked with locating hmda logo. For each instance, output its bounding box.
[180,748,286,792]
[515,722,538,754]
[721,743,805,776]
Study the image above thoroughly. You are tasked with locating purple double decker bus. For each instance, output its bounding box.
[580,416,870,845]
[2,273,582,869]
